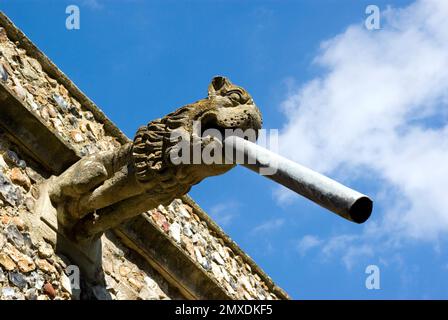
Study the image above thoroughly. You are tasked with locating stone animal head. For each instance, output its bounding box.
[132,76,262,196]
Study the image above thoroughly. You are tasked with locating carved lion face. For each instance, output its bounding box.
[162,76,262,138]
[132,76,262,196]
[202,76,262,133]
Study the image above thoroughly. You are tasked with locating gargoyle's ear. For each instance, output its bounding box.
[208,76,232,97]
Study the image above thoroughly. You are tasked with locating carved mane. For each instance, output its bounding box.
[50,76,262,240]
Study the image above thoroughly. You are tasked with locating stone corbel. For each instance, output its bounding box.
[32,76,263,286]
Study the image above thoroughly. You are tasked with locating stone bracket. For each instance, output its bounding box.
[27,179,104,287]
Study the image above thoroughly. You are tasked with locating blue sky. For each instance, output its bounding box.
[3,0,448,299]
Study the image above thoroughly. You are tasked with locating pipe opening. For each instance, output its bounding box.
[349,196,373,224]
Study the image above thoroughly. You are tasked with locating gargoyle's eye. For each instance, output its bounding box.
[229,92,241,101]
[227,90,246,104]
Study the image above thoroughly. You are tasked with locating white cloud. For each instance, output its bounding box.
[322,235,375,270]
[296,235,322,256]
[82,0,103,10]
[297,234,378,269]
[272,185,297,207]
[209,201,240,227]
[278,0,448,243]
[251,218,285,235]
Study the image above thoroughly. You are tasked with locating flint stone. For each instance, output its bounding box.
[13,85,26,100]
[27,57,43,73]
[0,267,6,282]
[22,233,35,253]
[212,252,225,266]
[10,168,31,191]
[0,253,16,271]
[192,233,202,244]
[240,276,254,294]
[25,288,38,300]
[128,277,143,291]
[5,243,25,263]
[11,216,26,231]
[115,282,137,300]
[35,258,57,274]
[178,206,191,218]
[201,258,212,271]
[229,278,238,290]
[5,224,24,248]
[138,286,157,300]
[1,215,11,224]
[17,256,35,273]
[224,282,236,295]
[119,265,131,277]
[87,132,96,142]
[27,98,39,111]
[151,210,170,232]
[0,172,23,206]
[52,94,68,111]
[0,155,8,169]
[38,242,54,258]
[2,287,15,298]
[183,224,193,238]
[211,262,223,281]
[0,232,5,249]
[80,144,99,156]
[181,235,195,257]
[70,130,84,143]
[194,247,203,264]
[21,63,39,81]
[84,111,94,120]
[144,276,159,291]
[0,63,7,81]
[35,94,48,106]
[47,105,58,118]
[68,105,82,118]
[46,75,57,88]
[51,118,64,132]
[39,108,49,122]
[169,222,181,243]
[28,271,45,290]
[9,271,27,289]
[68,115,78,127]
[3,150,26,169]
[60,272,72,295]
[105,273,117,292]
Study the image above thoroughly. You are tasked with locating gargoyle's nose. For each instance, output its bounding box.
[249,105,263,131]
[212,104,262,133]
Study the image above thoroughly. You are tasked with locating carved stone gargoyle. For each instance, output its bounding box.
[34,76,261,283]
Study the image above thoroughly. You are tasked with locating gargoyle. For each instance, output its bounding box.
[48,76,262,242]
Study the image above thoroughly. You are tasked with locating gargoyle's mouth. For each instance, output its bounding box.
[196,103,262,143]
[199,113,227,139]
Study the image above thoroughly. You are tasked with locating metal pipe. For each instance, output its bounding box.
[224,136,372,224]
